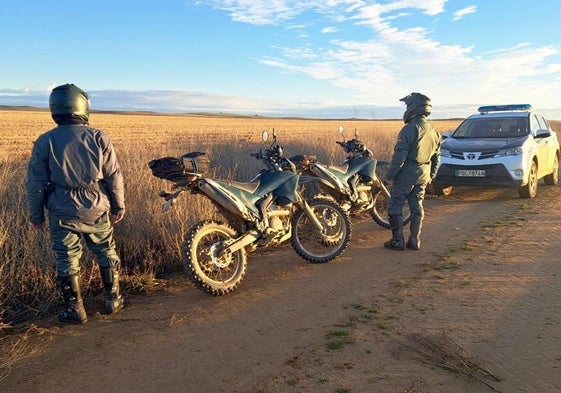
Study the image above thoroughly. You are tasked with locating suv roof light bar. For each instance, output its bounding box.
[477,104,532,114]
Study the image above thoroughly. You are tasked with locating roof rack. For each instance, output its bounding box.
[477,104,532,114]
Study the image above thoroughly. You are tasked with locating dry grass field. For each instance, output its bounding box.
[1,109,556,328]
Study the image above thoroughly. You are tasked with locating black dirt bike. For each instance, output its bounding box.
[291,126,411,229]
[149,130,351,296]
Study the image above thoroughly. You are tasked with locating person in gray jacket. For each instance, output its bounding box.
[26,84,126,324]
[384,92,440,250]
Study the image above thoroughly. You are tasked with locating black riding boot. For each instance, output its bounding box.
[100,266,125,314]
[58,274,88,324]
[406,213,423,250]
[384,215,405,250]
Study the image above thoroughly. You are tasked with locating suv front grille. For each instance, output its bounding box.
[449,150,499,160]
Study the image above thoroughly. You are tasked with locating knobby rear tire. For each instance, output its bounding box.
[370,188,412,229]
[183,220,247,296]
[291,198,351,263]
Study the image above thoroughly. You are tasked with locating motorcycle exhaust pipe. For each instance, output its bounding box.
[220,230,261,255]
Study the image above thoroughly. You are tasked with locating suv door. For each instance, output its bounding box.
[532,114,552,177]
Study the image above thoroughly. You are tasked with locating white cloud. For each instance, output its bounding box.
[452,5,477,21]
[203,0,352,25]
[204,0,558,112]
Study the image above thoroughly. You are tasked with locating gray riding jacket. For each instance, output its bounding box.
[26,124,125,223]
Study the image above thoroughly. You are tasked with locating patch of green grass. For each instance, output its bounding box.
[326,329,353,350]
[328,330,350,338]
[434,262,461,271]
[327,341,345,350]
[457,243,476,252]
[351,303,379,314]
[435,252,455,262]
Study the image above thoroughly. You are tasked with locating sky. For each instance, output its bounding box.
[1,0,560,119]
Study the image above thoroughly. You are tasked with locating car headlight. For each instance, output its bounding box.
[495,147,523,157]
[440,148,451,158]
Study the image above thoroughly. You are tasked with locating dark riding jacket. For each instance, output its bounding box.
[26,124,125,224]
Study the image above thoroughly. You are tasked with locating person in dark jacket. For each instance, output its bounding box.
[26,84,126,324]
[384,92,441,250]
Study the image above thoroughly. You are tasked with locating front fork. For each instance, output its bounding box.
[296,191,327,234]
[378,179,392,198]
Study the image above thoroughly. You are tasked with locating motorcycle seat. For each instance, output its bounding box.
[225,180,260,193]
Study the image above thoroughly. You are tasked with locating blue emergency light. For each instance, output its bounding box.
[477,104,532,114]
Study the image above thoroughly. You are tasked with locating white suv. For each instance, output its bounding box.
[432,104,559,198]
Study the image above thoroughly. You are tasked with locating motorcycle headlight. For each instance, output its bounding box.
[495,147,523,157]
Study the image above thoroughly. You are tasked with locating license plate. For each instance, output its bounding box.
[455,169,486,177]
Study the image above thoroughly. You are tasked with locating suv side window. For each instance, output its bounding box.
[530,115,542,135]
[537,115,550,131]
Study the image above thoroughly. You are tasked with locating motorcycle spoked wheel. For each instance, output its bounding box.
[290,198,351,263]
[370,188,412,229]
[183,220,247,296]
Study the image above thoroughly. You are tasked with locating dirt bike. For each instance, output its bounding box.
[149,130,351,296]
[291,126,411,229]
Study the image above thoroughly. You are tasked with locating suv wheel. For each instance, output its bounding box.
[544,154,559,185]
[518,160,538,198]
[432,184,453,196]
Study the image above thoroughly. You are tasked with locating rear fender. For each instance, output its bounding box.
[198,179,259,220]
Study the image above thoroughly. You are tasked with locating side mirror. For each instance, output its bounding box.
[535,128,551,138]
[262,130,269,142]
[441,132,452,140]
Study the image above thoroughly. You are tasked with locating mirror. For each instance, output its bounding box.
[535,128,551,138]
[262,130,269,142]
[338,126,344,134]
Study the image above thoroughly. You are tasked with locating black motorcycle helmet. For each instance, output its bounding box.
[49,83,90,125]
[400,92,431,123]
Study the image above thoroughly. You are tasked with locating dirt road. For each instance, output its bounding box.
[1,185,561,393]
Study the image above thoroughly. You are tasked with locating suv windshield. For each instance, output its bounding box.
[452,117,529,139]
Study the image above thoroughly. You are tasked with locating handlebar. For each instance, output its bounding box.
[336,138,369,156]
[252,144,295,172]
